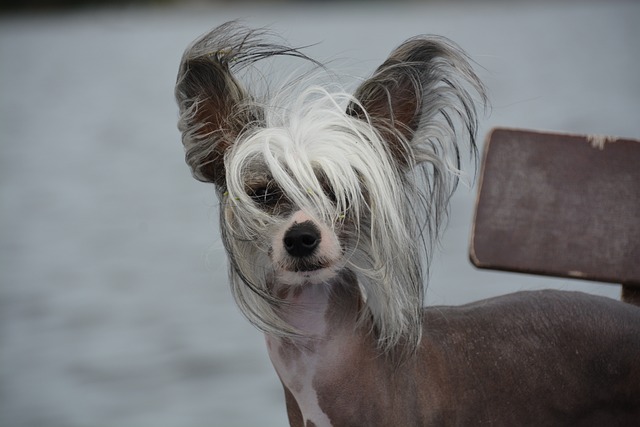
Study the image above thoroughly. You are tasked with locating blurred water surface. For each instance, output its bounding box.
[1,2,638,426]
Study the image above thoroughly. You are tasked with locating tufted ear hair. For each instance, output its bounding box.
[175,24,255,186]
[175,22,318,187]
[347,36,486,168]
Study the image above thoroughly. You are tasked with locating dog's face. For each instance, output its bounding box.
[223,123,353,291]
[219,93,411,292]
[175,22,485,352]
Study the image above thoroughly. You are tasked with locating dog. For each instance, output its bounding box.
[175,22,640,426]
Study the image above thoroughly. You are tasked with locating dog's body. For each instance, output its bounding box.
[175,22,640,426]
[272,285,640,426]
[271,284,640,426]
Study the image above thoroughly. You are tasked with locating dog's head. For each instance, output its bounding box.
[175,21,485,352]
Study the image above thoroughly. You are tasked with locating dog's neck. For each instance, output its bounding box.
[268,271,363,338]
[265,274,371,427]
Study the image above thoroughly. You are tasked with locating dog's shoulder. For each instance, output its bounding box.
[419,290,640,423]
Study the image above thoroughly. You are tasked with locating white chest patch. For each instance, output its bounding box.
[265,284,335,427]
[267,335,333,427]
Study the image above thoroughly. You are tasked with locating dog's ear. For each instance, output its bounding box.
[176,23,322,187]
[347,36,485,167]
[175,24,262,187]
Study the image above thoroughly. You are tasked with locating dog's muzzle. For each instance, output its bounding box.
[273,214,341,281]
[283,221,321,259]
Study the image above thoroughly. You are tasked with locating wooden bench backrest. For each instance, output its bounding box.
[470,128,640,303]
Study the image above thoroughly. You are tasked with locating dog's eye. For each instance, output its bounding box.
[249,186,280,206]
[323,186,337,204]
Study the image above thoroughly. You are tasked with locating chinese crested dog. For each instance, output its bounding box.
[175,22,640,426]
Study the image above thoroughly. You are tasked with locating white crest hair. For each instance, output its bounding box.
[175,21,487,354]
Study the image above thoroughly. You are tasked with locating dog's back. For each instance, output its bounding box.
[419,290,640,426]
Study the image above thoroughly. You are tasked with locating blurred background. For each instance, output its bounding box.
[1,1,638,426]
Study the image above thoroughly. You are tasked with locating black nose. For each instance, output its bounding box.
[283,221,321,258]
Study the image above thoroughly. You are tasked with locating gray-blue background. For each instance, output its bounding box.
[2,1,638,426]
